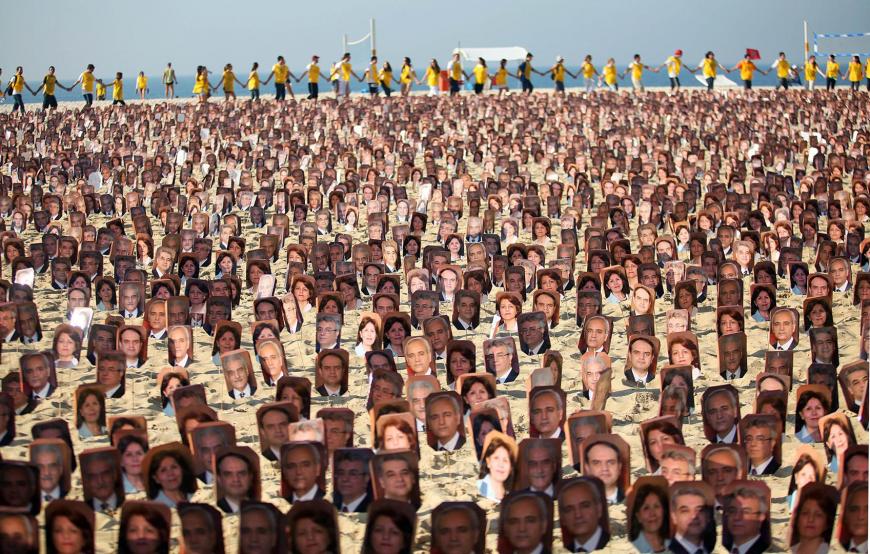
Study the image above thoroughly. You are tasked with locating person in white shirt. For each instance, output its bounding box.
[500,492,550,554]
[723,485,771,554]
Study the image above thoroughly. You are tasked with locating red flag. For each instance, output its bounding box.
[746,48,761,60]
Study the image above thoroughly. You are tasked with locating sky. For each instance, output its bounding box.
[1,0,869,79]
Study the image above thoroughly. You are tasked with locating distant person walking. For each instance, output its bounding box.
[804,55,824,90]
[659,50,692,91]
[471,58,489,95]
[623,54,657,93]
[847,55,863,91]
[580,55,599,92]
[545,56,573,95]
[423,59,441,96]
[602,58,618,91]
[163,63,177,98]
[447,53,468,97]
[69,64,96,107]
[516,53,542,94]
[331,53,362,98]
[247,62,262,101]
[399,57,417,97]
[266,56,295,101]
[33,66,68,110]
[109,72,126,106]
[304,55,325,100]
[771,52,791,90]
[379,61,396,97]
[216,63,244,101]
[136,71,148,100]
[7,66,34,113]
[363,56,381,97]
[698,51,729,91]
[192,65,213,103]
[733,53,763,90]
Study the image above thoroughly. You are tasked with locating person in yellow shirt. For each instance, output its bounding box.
[601,58,618,91]
[771,52,791,90]
[865,57,870,91]
[215,63,244,101]
[265,55,296,101]
[96,80,107,100]
[379,61,396,97]
[398,57,418,97]
[819,55,838,91]
[33,66,69,110]
[192,65,213,103]
[544,56,573,95]
[447,52,468,97]
[659,49,697,92]
[69,64,96,107]
[329,52,362,98]
[423,59,441,96]
[7,66,34,113]
[697,51,729,91]
[108,71,126,106]
[472,58,489,95]
[494,59,514,97]
[580,55,599,93]
[247,62,262,101]
[303,55,325,101]
[363,56,382,97]
[622,54,658,93]
[847,55,863,92]
[135,72,148,100]
[731,53,765,90]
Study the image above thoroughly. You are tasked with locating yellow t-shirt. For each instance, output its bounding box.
[400,65,414,85]
[340,62,352,82]
[112,79,123,101]
[519,61,532,79]
[222,71,235,91]
[272,63,289,84]
[866,59,870,78]
[379,69,392,85]
[81,71,95,93]
[473,64,488,85]
[825,61,839,78]
[367,62,379,84]
[553,64,565,82]
[329,63,339,82]
[581,61,596,78]
[43,74,57,95]
[666,56,682,75]
[193,74,207,94]
[450,61,462,81]
[603,64,617,85]
[96,82,106,97]
[848,61,862,82]
[12,75,24,93]
[774,59,790,78]
[424,67,439,87]
[805,62,818,82]
[136,75,147,90]
[494,68,507,86]
[630,61,643,80]
[247,71,260,90]
[307,63,320,82]
[702,58,717,78]
[738,60,756,81]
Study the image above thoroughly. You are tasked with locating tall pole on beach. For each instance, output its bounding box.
[370,18,376,56]
[803,20,809,64]
[342,33,347,54]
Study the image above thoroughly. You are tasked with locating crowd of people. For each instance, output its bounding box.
[3,47,870,112]
[0,61,867,554]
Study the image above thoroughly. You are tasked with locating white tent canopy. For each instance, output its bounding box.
[452,47,528,62]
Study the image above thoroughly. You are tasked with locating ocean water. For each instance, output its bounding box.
[9,65,802,105]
